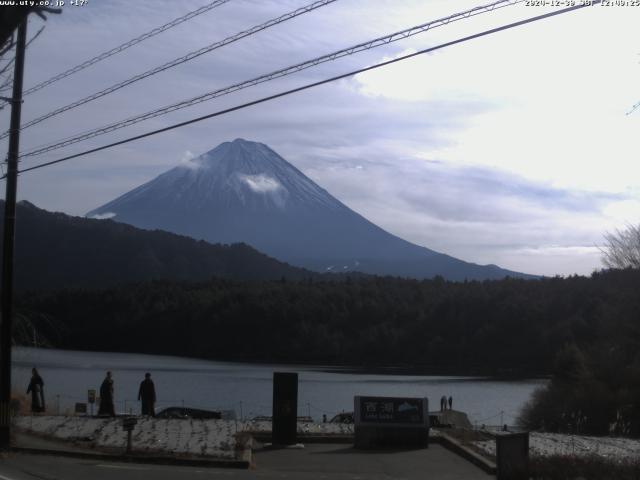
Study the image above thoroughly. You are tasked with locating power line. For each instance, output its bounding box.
[0,55,16,82]
[0,33,15,58]
[18,0,524,159]
[0,0,338,141]
[21,0,233,97]
[6,1,600,179]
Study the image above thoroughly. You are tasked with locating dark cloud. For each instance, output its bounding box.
[395,162,624,222]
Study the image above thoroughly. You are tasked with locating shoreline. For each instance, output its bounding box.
[12,345,550,379]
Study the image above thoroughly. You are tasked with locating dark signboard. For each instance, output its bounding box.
[354,396,429,449]
[355,396,427,426]
[122,416,138,431]
[75,402,87,414]
[496,432,529,480]
[272,372,298,445]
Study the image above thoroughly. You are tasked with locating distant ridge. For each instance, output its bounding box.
[1,200,313,290]
[88,138,535,281]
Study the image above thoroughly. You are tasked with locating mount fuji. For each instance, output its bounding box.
[87,139,532,280]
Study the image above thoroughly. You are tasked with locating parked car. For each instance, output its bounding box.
[330,412,354,424]
[155,406,222,419]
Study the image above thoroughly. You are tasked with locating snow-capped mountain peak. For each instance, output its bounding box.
[87,139,532,280]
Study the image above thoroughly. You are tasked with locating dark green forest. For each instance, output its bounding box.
[15,269,639,373]
[14,268,640,435]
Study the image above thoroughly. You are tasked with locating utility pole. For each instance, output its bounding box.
[0,18,27,449]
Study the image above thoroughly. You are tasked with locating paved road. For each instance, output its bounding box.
[0,444,491,480]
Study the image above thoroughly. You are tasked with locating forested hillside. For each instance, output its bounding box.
[15,269,640,376]
[0,200,313,289]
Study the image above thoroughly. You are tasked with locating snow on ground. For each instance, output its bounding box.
[474,432,640,460]
[22,416,638,461]
[243,419,354,436]
[14,416,240,458]
[14,416,354,459]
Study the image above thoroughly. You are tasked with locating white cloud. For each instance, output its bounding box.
[493,245,604,278]
[178,150,201,170]
[239,174,283,194]
[353,6,640,193]
[89,212,116,220]
[602,199,640,226]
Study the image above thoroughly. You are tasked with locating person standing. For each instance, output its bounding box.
[138,372,156,416]
[26,367,45,413]
[98,371,115,417]
[448,396,453,410]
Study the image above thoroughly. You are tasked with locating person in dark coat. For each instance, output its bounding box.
[26,367,45,413]
[448,396,453,410]
[138,372,156,416]
[440,395,447,412]
[98,371,115,417]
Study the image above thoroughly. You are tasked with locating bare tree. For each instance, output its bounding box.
[601,224,640,269]
[0,5,59,98]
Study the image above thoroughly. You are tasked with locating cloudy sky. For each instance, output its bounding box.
[1,0,638,276]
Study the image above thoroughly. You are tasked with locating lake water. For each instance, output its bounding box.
[12,347,545,426]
